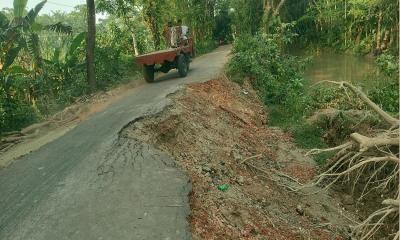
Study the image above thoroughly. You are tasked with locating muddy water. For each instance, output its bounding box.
[297,51,380,87]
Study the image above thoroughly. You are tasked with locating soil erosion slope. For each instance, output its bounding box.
[126,77,359,239]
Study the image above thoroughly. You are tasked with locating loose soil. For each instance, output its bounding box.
[124,77,361,239]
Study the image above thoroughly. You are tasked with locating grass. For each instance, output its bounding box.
[268,104,332,165]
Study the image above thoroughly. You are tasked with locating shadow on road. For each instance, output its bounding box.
[154,68,196,83]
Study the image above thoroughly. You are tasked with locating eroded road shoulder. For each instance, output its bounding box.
[0,45,231,240]
[124,77,358,239]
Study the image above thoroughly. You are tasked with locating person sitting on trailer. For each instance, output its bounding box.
[177,19,189,46]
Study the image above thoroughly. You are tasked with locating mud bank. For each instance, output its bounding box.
[123,77,360,239]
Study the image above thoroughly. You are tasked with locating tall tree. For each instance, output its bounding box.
[142,0,163,50]
[231,0,264,36]
[304,0,399,53]
[262,0,286,33]
[97,0,140,56]
[86,0,96,92]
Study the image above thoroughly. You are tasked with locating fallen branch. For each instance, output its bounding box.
[271,168,303,186]
[316,81,400,127]
[0,143,16,152]
[306,142,353,156]
[240,154,262,164]
[239,153,303,185]
[350,133,399,151]
[382,198,400,207]
[1,135,26,143]
[319,156,400,178]
[353,206,398,240]
[1,131,23,137]
[309,81,400,239]
[21,121,51,135]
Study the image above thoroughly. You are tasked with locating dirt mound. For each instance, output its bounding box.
[124,77,358,239]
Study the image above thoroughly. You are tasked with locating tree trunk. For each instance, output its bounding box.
[262,0,286,34]
[131,32,139,56]
[151,23,160,50]
[86,0,96,92]
[262,0,272,33]
[355,27,363,45]
[375,10,382,53]
[273,0,286,16]
[143,1,161,50]
[381,30,389,50]
[388,27,394,48]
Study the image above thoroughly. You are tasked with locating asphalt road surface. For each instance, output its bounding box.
[0,46,230,240]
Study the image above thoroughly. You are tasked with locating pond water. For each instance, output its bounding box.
[295,51,380,88]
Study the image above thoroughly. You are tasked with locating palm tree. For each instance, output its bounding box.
[86,0,96,92]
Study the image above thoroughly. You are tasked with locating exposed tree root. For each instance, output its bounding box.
[350,133,399,152]
[314,81,399,128]
[306,142,353,156]
[308,81,399,239]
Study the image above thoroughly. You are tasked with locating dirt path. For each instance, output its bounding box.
[0,46,230,240]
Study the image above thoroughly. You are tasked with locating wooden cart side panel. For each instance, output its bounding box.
[136,51,178,65]
[136,40,194,66]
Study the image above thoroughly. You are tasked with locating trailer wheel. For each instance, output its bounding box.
[177,54,189,78]
[143,64,155,83]
[185,54,191,70]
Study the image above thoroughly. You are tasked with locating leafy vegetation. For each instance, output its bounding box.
[0,0,398,238]
[369,54,399,113]
[226,0,399,168]
[228,34,306,105]
[227,6,399,236]
[227,32,326,160]
[291,0,399,54]
[1,0,398,156]
[0,0,233,134]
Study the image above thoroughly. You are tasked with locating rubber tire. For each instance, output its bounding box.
[185,54,191,70]
[177,54,189,78]
[143,64,155,83]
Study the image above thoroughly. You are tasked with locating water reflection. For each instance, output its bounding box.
[296,51,379,86]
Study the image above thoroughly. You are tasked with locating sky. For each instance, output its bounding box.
[0,0,86,15]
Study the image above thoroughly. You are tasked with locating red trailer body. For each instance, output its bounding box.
[135,39,195,82]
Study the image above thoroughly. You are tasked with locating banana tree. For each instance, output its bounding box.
[0,0,72,100]
[44,32,87,83]
[0,0,74,122]
[0,0,72,73]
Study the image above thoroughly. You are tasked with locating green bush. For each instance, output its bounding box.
[369,79,399,114]
[228,34,306,106]
[368,54,399,113]
[375,53,398,77]
[95,46,124,90]
[268,104,330,164]
[307,85,365,111]
[227,35,329,159]
[0,98,39,134]
[195,39,218,55]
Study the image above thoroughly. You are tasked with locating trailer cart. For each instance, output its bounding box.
[135,39,195,83]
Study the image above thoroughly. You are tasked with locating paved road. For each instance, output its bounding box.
[0,46,230,240]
